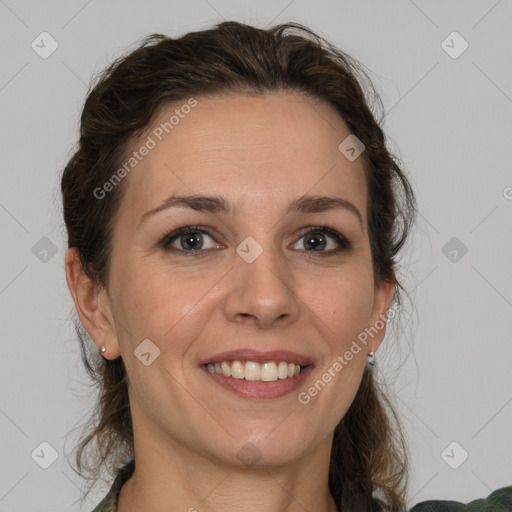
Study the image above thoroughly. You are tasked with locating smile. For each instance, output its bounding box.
[201,361,314,400]
[205,360,304,381]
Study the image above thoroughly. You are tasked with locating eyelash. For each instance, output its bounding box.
[158,224,352,257]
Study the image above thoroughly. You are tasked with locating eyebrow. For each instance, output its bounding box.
[139,193,363,228]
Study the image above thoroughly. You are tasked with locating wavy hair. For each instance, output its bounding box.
[61,20,417,511]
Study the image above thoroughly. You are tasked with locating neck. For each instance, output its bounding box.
[117,432,338,512]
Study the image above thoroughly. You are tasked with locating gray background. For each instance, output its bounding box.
[1,1,511,510]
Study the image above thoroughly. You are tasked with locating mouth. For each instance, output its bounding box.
[202,360,309,381]
[198,350,315,399]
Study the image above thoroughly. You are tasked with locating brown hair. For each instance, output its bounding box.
[61,21,417,511]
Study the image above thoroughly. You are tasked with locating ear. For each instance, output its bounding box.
[367,269,396,354]
[64,247,121,360]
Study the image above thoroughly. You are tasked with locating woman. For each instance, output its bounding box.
[61,21,511,512]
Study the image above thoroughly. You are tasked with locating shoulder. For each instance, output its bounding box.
[410,486,512,512]
[90,459,136,512]
[90,496,115,512]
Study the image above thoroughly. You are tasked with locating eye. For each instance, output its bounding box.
[159,224,352,257]
[160,225,221,255]
[292,226,352,256]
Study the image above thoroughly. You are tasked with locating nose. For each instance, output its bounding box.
[223,241,300,330]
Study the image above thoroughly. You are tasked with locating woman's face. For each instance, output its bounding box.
[86,91,394,468]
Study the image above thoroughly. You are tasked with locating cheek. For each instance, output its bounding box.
[115,261,220,348]
[303,266,374,340]
[112,242,375,358]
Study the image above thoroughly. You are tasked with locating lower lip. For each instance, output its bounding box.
[201,365,314,399]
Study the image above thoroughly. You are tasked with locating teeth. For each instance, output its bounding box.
[221,361,231,377]
[278,361,288,379]
[231,361,244,379]
[261,362,277,382]
[245,361,260,381]
[206,360,304,382]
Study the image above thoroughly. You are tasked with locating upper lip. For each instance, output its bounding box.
[199,349,314,367]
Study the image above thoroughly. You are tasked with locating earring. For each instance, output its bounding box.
[100,345,106,354]
[365,351,375,372]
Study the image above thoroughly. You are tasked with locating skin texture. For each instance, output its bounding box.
[65,91,395,512]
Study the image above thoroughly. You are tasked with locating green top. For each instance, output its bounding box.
[91,460,511,511]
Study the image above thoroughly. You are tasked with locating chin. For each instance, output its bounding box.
[213,430,311,469]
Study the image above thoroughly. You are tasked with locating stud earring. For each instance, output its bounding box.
[100,345,106,354]
[365,351,375,372]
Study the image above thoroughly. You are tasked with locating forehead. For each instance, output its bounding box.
[118,91,367,222]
